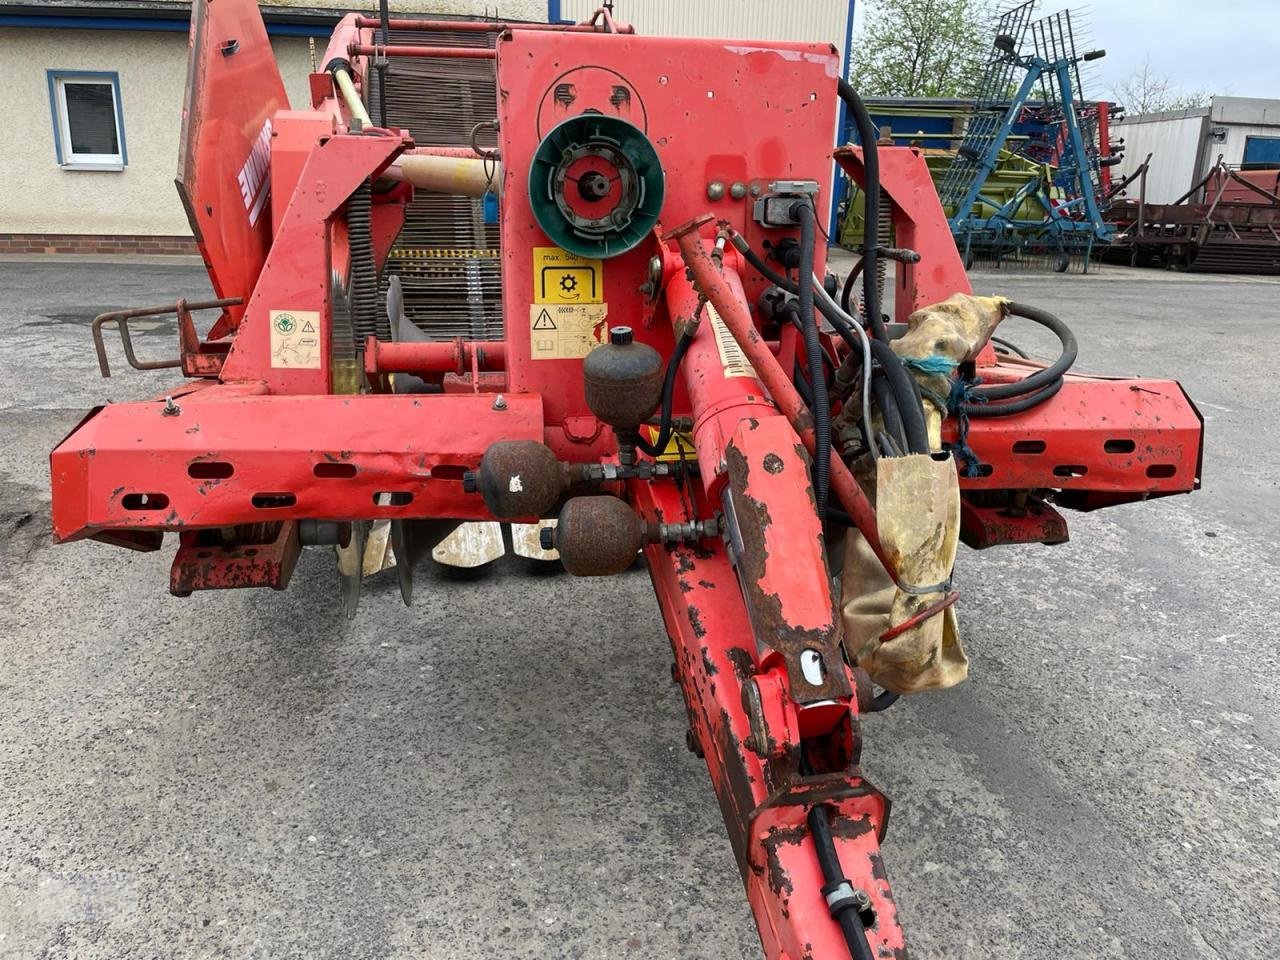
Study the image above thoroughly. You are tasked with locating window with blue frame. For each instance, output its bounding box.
[47,70,128,170]
[1242,135,1280,168]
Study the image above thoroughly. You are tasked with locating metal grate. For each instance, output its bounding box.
[936,1,1038,209]
[370,25,504,341]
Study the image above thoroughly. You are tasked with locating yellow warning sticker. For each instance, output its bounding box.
[533,246,604,304]
[707,304,756,379]
[269,309,321,369]
[529,303,609,360]
[643,425,697,462]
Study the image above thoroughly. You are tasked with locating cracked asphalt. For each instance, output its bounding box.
[0,257,1277,959]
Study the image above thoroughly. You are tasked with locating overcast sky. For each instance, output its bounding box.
[1084,0,1278,99]
[851,1,1279,102]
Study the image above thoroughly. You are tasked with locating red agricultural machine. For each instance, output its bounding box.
[51,2,1203,956]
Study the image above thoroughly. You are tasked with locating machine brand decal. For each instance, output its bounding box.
[237,118,273,228]
[532,246,603,304]
[269,309,321,369]
[707,304,757,379]
[529,303,608,360]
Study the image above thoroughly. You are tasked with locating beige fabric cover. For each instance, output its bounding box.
[891,293,1009,446]
[842,454,966,693]
[840,294,1008,694]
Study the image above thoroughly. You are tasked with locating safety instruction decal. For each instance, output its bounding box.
[269,309,321,369]
[533,246,604,304]
[530,303,609,360]
[706,304,756,379]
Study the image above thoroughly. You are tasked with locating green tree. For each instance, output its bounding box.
[851,0,996,98]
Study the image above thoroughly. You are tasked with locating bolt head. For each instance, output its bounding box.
[492,394,508,411]
[730,181,747,200]
[706,181,726,201]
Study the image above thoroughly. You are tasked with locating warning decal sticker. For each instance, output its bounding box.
[533,246,604,304]
[269,309,322,369]
[706,304,757,379]
[529,303,609,360]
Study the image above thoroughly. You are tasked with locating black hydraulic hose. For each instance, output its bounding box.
[990,335,1029,359]
[793,204,830,516]
[840,256,865,316]
[869,339,929,455]
[837,77,886,345]
[969,302,1076,403]
[794,360,815,408]
[871,375,906,452]
[636,328,694,457]
[870,690,900,712]
[966,376,1064,417]
[808,802,877,960]
[737,239,798,294]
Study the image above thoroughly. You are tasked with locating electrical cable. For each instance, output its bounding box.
[809,275,876,459]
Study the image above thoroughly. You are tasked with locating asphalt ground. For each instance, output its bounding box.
[0,257,1277,959]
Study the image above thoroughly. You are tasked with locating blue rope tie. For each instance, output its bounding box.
[945,373,986,477]
[899,354,959,376]
[899,353,985,476]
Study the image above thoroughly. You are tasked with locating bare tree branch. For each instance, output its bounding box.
[1111,55,1210,114]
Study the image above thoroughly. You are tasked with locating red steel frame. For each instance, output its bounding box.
[48,2,1202,956]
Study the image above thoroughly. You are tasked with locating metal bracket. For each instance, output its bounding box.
[91,297,241,378]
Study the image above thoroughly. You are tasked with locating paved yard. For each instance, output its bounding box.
[0,257,1277,958]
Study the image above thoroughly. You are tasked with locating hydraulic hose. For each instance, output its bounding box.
[967,376,1064,417]
[869,339,929,454]
[793,203,830,515]
[968,302,1076,404]
[840,256,865,316]
[636,327,695,457]
[990,335,1029,359]
[809,802,877,960]
[871,375,906,452]
[837,77,885,345]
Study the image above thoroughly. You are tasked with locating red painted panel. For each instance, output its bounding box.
[177,0,290,328]
[496,31,841,425]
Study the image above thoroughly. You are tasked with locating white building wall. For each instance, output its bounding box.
[1,0,545,238]
[557,0,852,59]
[1216,124,1280,171]
[2,28,317,236]
[1111,97,1280,204]
[1111,110,1209,203]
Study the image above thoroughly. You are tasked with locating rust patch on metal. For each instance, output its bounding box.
[724,444,851,703]
[701,647,718,676]
[687,605,707,639]
[762,452,784,474]
[761,824,805,897]
[713,708,762,877]
[726,646,755,682]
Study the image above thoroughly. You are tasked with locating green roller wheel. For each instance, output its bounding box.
[529,114,665,259]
